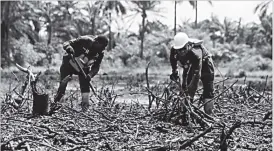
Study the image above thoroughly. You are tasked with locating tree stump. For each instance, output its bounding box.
[15,64,50,116]
[31,81,49,115]
[32,93,49,115]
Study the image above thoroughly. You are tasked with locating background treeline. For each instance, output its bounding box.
[1,1,272,75]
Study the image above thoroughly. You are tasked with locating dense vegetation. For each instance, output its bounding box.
[1,1,272,75]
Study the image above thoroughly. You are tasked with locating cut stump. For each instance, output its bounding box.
[32,93,49,115]
[31,80,49,116]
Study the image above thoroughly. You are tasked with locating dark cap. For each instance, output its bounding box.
[95,35,109,47]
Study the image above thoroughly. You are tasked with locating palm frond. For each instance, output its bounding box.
[254,0,272,17]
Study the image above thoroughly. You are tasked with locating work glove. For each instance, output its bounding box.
[170,71,179,81]
[66,46,75,54]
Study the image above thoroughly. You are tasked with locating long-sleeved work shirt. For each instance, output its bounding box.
[170,40,212,97]
[63,35,104,78]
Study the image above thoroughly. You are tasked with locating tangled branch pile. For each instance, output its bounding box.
[1,69,272,150]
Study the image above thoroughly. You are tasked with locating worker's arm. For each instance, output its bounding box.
[170,48,178,73]
[88,52,104,79]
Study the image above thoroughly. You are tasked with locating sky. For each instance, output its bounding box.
[111,0,272,33]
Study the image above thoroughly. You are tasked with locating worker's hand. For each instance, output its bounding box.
[86,71,97,81]
[170,71,179,81]
[66,46,75,54]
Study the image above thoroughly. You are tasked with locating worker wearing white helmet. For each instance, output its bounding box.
[170,32,215,115]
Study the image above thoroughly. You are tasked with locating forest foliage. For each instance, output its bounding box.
[1,1,272,74]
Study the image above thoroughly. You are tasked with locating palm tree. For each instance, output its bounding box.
[174,1,177,35]
[210,15,238,43]
[173,0,183,35]
[253,0,272,47]
[82,1,105,36]
[246,14,272,48]
[62,1,106,40]
[188,1,212,28]
[131,0,161,59]
[102,1,126,51]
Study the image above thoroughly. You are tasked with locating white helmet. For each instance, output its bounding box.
[173,32,189,49]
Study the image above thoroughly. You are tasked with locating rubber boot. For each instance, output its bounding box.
[81,92,90,112]
[204,98,214,115]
